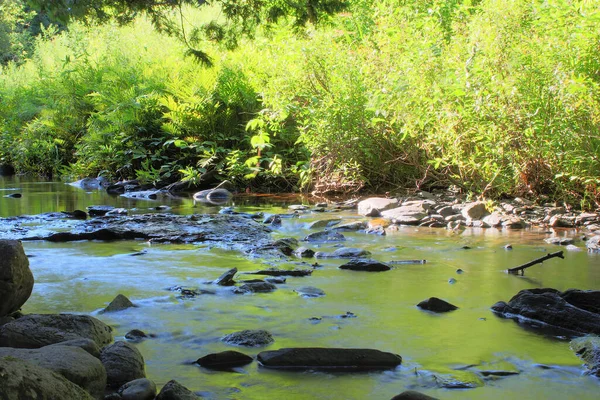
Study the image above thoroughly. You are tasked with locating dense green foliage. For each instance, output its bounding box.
[1,0,600,205]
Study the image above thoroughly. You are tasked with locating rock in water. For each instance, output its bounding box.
[571,336,600,377]
[491,288,600,335]
[0,357,95,400]
[213,267,238,286]
[222,329,274,347]
[156,380,200,400]
[196,350,254,369]
[417,297,458,313]
[101,341,146,388]
[0,240,34,317]
[339,258,391,272]
[0,313,113,348]
[102,294,136,313]
[118,378,157,400]
[391,391,439,400]
[257,347,402,371]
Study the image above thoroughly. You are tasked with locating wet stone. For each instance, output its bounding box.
[196,351,254,369]
[101,294,135,313]
[222,330,274,347]
[233,282,277,294]
[213,267,237,286]
[303,231,346,243]
[417,297,458,313]
[339,258,391,272]
[293,247,315,258]
[294,286,326,298]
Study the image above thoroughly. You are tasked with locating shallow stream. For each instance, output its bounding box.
[1,177,599,399]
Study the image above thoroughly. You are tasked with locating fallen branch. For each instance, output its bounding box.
[507,251,564,275]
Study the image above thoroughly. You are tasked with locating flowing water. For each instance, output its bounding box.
[1,176,599,399]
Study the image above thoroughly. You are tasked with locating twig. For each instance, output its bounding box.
[507,251,564,275]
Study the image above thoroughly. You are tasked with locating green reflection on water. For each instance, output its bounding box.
[2,176,600,399]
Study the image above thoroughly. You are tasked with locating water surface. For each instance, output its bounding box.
[1,176,599,399]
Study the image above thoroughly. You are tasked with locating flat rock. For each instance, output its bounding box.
[245,268,313,277]
[233,282,277,294]
[331,221,368,231]
[196,350,254,369]
[339,258,391,272]
[0,214,272,252]
[307,219,341,229]
[294,286,326,298]
[222,329,274,347]
[315,247,371,259]
[571,336,600,377]
[0,313,113,348]
[0,240,34,317]
[544,237,575,245]
[303,231,346,243]
[0,357,95,400]
[417,297,458,313]
[257,347,402,371]
[0,345,106,399]
[381,205,427,224]
[101,341,146,388]
[491,288,600,335]
[156,379,199,400]
[357,197,399,217]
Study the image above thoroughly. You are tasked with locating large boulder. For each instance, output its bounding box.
[571,336,600,377]
[0,357,95,400]
[381,204,428,225]
[118,378,157,400]
[491,288,600,335]
[257,347,402,371]
[156,380,200,400]
[0,240,34,317]
[461,201,489,220]
[357,197,399,217]
[0,345,106,399]
[0,313,113,348]
[417,297,458,313]
[100,341,146,388]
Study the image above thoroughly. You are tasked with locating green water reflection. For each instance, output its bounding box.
[1,176,599,399]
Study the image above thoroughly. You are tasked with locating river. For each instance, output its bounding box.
[1,176,599,399]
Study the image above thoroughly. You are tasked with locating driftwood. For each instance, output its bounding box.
[507,251,564,275]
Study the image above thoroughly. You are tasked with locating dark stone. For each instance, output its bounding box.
[0,240,34,317]
[331,221,368,231]
[417,297,458,313]
[491,288,600,335]
[62,210,88,220]
[233,282,277,294]
[213,267,237,286]
[265,276,286,284]
[339,258,391,272]
[4,193,21,198]
[45,338,101,358]
[303,231,346,243]
[245,268,313,277]
[222,329,274,347]
[101,341,146,388]
[0,357,95,400]
[125,329,148,342]
[257,347,402,371]
[196,350,254,369]
[391,391,439,400]
[0,313,113,348]
[156,379,200,400]
[307,219,341,229]
[87,206,116,216]
[102,294,135,313]
[294,247,315,258]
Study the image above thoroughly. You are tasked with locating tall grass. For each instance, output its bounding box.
[1,1,599,205]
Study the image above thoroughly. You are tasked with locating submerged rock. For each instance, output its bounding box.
[307,219,342,229]
[233,282,277,294]
[0,240,34,317]
[0,313,113,348]
[294,286,326,298]
[156,380,199,400]
[391,391,439,400]
[491,288,600,335]
[257,347,402,371]
[222,329,274,347]
[315,247,370,259]
[196,350,254,369]
[245,268,313,277]
[339,258,391,272]
[125,329,149,342]
[303,231,346,243]
[571,336,600,377]
[417,297,458,313]
[0,357,95,400]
